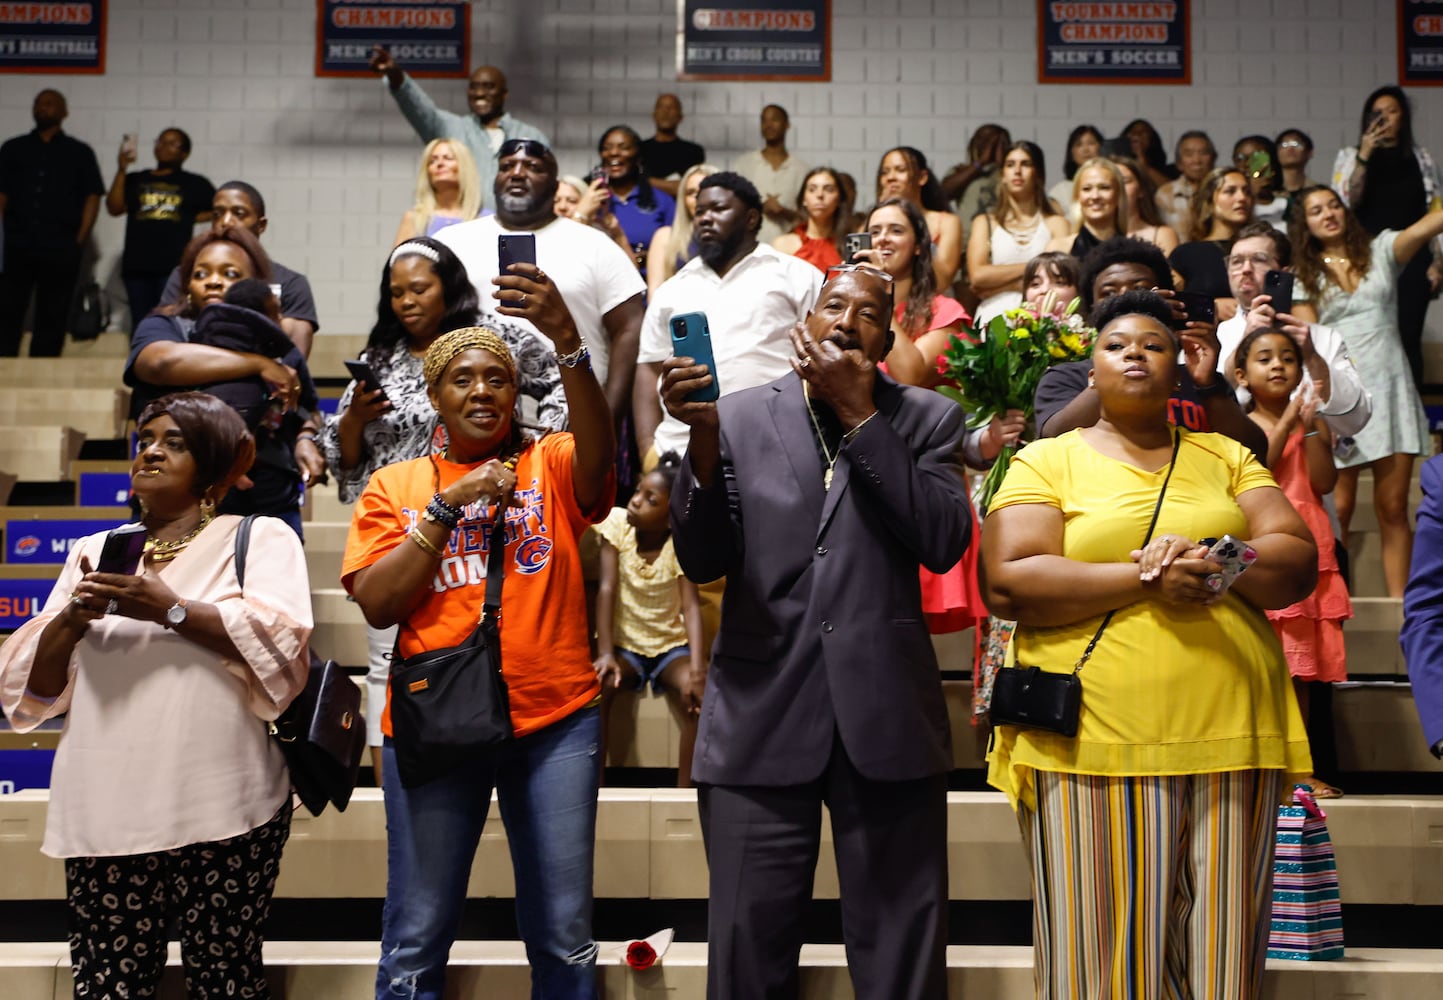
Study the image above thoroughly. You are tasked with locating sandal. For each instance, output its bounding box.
[1305,778,1344,799]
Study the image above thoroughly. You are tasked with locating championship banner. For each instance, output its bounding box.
[1401,0,1443,85]
[677,0,830,82]
[1038,0,1190,85]
[0,0,106,74]
[316,0,470,78]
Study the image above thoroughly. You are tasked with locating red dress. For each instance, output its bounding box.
[790,225,843,273]
[1265,430,1352,680]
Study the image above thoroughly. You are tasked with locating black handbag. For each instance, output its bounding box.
[387,515,512,788]
[236,515,366,816]
[989,430,1181,737]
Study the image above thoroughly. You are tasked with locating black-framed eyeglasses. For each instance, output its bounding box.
[498,138,551,160]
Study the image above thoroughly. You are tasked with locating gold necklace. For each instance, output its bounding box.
[144,511,213,563]
[802,384,839,490]
[1322,254,1353,268]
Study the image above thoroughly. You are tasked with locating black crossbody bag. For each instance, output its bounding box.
[236,515,366,816]
[387,515,512,788]
[989,430,1181,738]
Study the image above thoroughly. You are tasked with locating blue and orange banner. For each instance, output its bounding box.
[1038,0,1190,85]
[677,0,830,82]
[0,0,106,74]
[316,0,470,78]
[7,518,123,565]
[1402,0,1443,85]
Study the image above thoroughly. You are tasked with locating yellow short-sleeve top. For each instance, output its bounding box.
[985,429,1311,811]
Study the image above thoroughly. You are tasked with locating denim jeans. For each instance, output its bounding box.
[376,705,601,1000]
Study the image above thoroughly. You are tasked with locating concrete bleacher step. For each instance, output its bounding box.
[0,357,127,389]
[0,389,128,441]
[4,790,1443,908]
[306,333,368,382]
[4,940,1433,999]
[0,427,85,483]
[12,330,132,361]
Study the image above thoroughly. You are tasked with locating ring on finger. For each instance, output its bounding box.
[70,595,86,608]
[517,293,527,308]
[799,357,812,369]
[105,599,118,615]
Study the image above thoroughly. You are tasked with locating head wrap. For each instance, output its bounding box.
[423,326,516,390]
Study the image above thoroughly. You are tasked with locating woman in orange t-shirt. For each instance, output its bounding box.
[342,263,614,999]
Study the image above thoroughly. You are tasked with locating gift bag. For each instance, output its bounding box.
[1267,784,1344,961]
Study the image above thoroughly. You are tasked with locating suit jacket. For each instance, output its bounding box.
[1402,454,1443,750]
[671,371,971,785]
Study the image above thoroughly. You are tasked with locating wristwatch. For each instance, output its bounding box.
[163,599,189,630]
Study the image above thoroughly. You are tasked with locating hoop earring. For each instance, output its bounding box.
[200,496,216,520]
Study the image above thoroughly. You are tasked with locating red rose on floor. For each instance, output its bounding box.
[626,939,657,970]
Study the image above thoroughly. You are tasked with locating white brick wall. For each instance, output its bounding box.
[0,0,1419,341]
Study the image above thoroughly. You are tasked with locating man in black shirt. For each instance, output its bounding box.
[641,94,705,199]
[105,128,215,331]
[0,90,105,357]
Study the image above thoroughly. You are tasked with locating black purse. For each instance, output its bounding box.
[989,430,1181,738]
[387,515,512,788]
[236,515,366,816]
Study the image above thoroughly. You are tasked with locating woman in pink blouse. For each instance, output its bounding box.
[0,392,312,998]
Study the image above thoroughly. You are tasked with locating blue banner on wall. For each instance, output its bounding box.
[1402,1,1443,85]
[77,472,131,508]
[0,577,55,629]
[7,518,123,565]
[677,0,830,81]
[1038,0,1189,84]
[316,0,470,78]
[0,0,106,74]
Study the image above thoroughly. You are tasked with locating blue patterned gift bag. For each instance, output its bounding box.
[1268,784,1344,961]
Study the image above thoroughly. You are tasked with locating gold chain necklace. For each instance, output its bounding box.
[1322,254,1353,268]
[144,511,213,563]
[802,384,839,490]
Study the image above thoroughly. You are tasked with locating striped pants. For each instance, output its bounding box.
[1019,769,1283,1000]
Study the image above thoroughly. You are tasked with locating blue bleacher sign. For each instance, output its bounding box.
[316,0,470,78]
[0,0,106,74]
[678,0,829,81]
[77,472,132,508]
[1427,404,1443,432]
[7,518,124,565]
[1402,0,1443,85]
[1038,0,1190,85]
[0,577,55,629]
[0,750,56,793]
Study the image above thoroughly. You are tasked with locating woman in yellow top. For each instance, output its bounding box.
[982,289,1316,999]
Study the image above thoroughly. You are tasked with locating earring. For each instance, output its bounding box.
[200,496,216,520]
[138,496,149,517]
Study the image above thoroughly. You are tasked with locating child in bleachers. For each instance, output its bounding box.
[1235,327,1353,797]
[593,452,707,786]
[189,278,304,429]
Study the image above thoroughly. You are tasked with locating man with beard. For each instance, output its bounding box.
[369,46,548,214]
[0,90,105,357]
[661,266,966,999]
[437,139,644,423]
[634,172,820,463]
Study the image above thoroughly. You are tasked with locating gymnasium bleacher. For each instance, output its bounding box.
[4,337,1443,997]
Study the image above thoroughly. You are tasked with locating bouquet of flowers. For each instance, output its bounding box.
[936,293,1095,507]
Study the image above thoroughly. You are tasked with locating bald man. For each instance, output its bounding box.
[369,46,549,212]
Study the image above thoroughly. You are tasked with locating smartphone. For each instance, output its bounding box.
[585,162,609,188]
[343,359,389,404]
[121,133,137,159]
[498,233,537,274]
[669,311,719,403]
[1175,290,1216,327]
[1263,270,1295,315]
[843,232,871,265]
[1366,109,1384,131]
[96,523,149,576]
[1203,534,1257,594]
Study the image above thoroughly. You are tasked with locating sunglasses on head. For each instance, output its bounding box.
[498,138,551,159]
[826,263,894,283]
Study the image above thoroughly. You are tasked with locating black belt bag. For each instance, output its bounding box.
[990,430,1180,737]
[389,515,512,787]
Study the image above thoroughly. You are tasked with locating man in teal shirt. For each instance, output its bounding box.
[369,45,550,214]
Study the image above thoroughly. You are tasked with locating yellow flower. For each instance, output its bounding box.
[1012,328,1031,341]
[1048,343,1066,359]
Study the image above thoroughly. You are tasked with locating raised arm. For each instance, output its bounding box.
[1393,208,1443,269]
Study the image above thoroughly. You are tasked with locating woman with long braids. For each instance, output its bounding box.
[344,260,615,998]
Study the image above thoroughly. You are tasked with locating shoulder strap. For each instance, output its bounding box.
[234,514,259,589]
[482,513,506,622]
[1073,429,1182,675]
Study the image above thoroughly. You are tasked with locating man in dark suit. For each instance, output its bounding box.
[662,265,971,998]
[1402,454,1443,757]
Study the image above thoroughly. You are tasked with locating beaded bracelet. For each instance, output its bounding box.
[555,343,591,369]
[426,491,462,529]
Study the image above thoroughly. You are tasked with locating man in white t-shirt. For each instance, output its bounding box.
[634,171,822,461]
[437,138,645,421]
[732,105,810,245]
[1217,221,1371,439]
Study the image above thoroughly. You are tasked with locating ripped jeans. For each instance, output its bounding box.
[376,706,601,1000]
